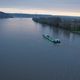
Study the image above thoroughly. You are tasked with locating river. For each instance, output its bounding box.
[0,18,80,80]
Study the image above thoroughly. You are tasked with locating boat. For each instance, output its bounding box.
[42,34,61,43]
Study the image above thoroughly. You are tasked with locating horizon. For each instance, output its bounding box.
[0,0,80,17]
[0,8,80,17]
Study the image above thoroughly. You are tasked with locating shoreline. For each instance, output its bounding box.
[32,16,80,34]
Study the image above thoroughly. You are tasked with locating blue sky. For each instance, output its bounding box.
[0,0,80,16]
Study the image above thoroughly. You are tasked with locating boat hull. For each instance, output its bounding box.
[42,35,61,43]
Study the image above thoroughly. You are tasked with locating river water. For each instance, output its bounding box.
[0,18,80,80]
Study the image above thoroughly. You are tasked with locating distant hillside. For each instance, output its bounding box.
[0,11,51,18]
[9,13,52,18]
[0,11,13,18]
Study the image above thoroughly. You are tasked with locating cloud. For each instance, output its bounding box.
[0,0,80,16]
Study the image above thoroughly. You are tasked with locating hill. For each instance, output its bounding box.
[9,13,51,18]
[0,11,13,18]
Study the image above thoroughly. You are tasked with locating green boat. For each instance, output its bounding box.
[42,34,61,43]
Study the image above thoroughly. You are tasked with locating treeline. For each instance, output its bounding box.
[32,16,80,31]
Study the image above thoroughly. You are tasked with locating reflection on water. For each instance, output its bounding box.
[0,18,80,80]
[39,23,80,45]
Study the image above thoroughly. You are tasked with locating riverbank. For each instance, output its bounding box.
[32,16,80,33]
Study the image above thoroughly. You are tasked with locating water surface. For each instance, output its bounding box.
[0,18,80,80]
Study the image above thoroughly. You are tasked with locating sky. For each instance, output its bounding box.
[0,0,80,16]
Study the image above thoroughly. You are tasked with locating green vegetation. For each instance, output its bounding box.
[32,16,80,32]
